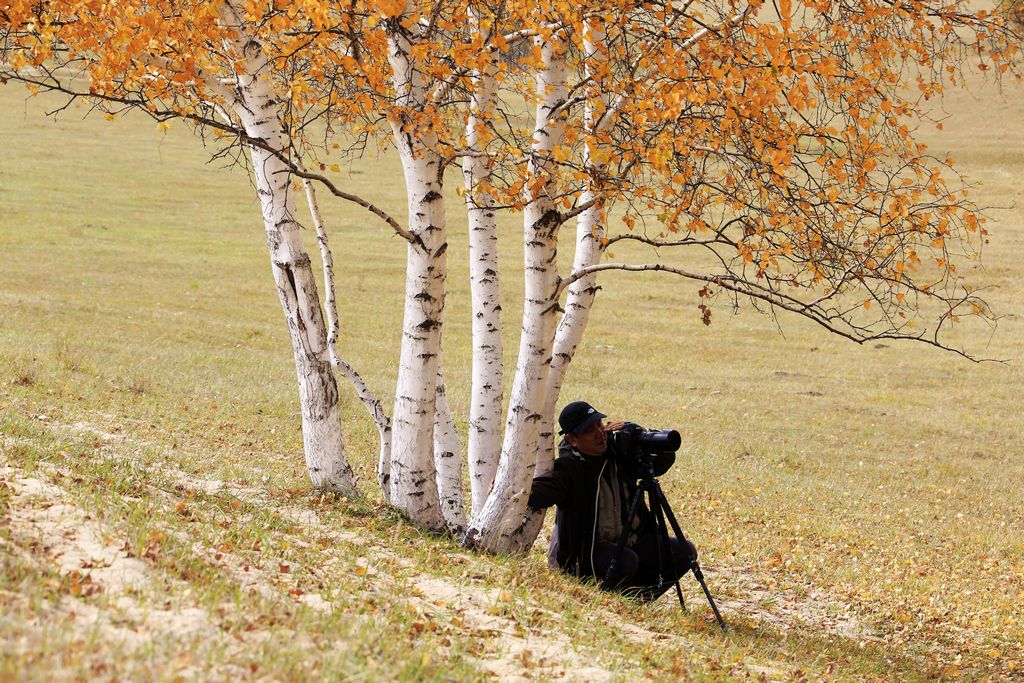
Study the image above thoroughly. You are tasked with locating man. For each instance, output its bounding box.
[528,401,696,601]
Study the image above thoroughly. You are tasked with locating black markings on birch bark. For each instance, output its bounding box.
[384,12,448,530]
[302,361,339,422]
[465,32,571,552]
[461,5,507,517]
[218,1,357,493]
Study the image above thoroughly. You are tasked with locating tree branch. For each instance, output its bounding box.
[557,262,996,362]
[0,70,418,248]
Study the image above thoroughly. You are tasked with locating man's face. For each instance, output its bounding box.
[567,420,607,457]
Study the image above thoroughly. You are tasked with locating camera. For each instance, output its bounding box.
[608,422,681,479]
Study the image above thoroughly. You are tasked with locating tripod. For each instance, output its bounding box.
[603,462,727,632]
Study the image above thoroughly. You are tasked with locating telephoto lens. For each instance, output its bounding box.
[636,429,681,452]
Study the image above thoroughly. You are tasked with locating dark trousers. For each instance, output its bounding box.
[592,533,696,601]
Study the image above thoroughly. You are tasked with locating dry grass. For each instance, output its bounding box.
[1,68,1022,681]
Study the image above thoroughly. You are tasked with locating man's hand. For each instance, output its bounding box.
[603,420,627,432]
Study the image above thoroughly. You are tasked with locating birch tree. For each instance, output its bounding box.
[460,0,1020,553]
[2,0,375,493]
[461,2,505,517]
[378,3,453,530]
[0,0,400,496]
[3,0,1019,554]
[465,27,572,552]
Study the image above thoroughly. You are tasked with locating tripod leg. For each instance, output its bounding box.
[602,482,647,588]
[652,481,695,567]
[692,566,728,633]
[653,481,727,633]
[649,488,686,611]
[673,569,687,610]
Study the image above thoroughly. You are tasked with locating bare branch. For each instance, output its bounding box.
[0,69,417,247]
[557,262,996,362]
[301,171,393,455]
[287,165,418,246]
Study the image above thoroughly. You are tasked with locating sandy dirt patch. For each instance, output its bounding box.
[2,465,215,634]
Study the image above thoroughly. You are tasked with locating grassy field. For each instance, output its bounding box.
[1,68,1022,681]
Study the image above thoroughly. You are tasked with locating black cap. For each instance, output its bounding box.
[558,401,607,435]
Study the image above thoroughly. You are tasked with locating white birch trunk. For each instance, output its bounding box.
[389,143,448,530]
[496,23,612,549]
[386,8,449,530]
[433,362,466,532]
[538,21,611,469]
[220,3,355,493]
[466,35,568,553]
[537,194,604,461]
[302,177,393,501]
[518,193,605,542]
[463,10,504,518]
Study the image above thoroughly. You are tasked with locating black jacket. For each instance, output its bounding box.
[528,439,675,577]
